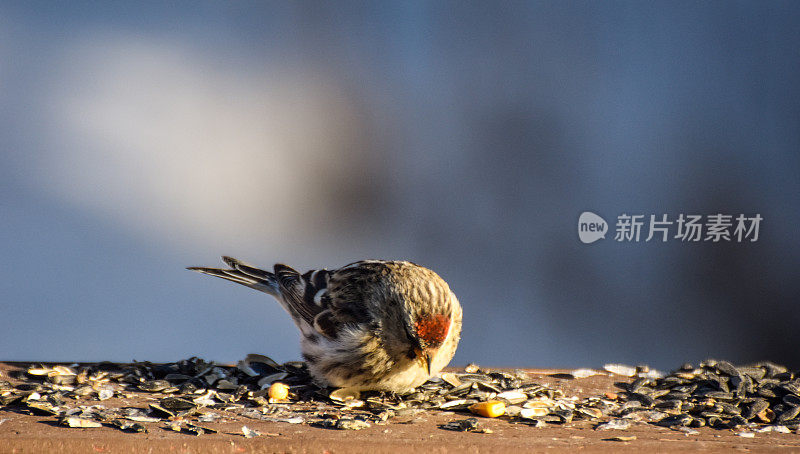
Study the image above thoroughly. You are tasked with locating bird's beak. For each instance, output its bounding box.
[415,348,433,375]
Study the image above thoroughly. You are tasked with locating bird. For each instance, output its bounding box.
[187,257,462,393]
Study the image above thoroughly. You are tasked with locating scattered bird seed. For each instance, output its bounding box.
[440,417,492,433]
[268,382,289,402]
[98,388,114,401]
[571,369,600,379]
[604,364,638,377]
[441,373,462,387]
[520,407,548,418]
[316,418,371,430]
[611,359,800,433]
[439,399,475,410]
[139,380,171,392]
[329,387,361,403]
[496,390,527,404]
[469,400,505,418]
[110,419,147,433]
[186,423,217,435]
[197,412,220,423]
[242,425,261,438]
[62,417,101,428]
[595,418,632,430]
[262,416,305,424]
[5,356,800,439]
[604,436,637,442]
[127,415,161,423]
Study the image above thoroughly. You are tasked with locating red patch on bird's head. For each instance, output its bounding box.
[414,314,450,347]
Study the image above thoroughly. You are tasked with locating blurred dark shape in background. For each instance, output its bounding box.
[1,2,798,369]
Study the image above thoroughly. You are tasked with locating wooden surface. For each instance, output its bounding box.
[2,362,800,453]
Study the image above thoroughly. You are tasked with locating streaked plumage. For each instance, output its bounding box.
[187,257,462,392]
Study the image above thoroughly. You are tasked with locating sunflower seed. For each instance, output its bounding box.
[604,364,637,377]
[97,388,114,401]
[319,418,370,430]
[571,369,600,379]
[595,418,631,430]
[329,388,361,402]
[776,405,800,423]
[440,373,462,388]
[138,380,171,392]
[520,407,548,418]
[62,417,101,428]
[439,399,476,410]
[242,425,261,438]
[110,419,147,433]
[756,425,791,433]
[440,417,484,432]
[496,390,527,404]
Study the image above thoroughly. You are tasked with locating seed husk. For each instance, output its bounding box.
[520,407,548,418]
[605,435,637,442]
[440,417,493,433]
[329,387,360,403]
[743,399,770,420]
[110,419,147,433]
[62,417,101,428]
[776,406,800,424]
[242,425,261,438]
[595,418,632,430]
[139,380,171,392]
[317,418,371,430]
[604,364,637,377]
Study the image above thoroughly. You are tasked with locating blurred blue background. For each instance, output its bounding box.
[1,1,799,370]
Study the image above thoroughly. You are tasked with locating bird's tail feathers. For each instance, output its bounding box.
[187,256,279,297]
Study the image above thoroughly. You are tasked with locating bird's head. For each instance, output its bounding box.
[384,261,458,376]
[408,313,451,375]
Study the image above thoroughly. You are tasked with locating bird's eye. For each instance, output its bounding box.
[404,324,415,341]
[403,323,425,351]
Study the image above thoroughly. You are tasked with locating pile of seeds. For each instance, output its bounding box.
[0,355,618,433]
[611,359,800,433]
[1,356,798,435]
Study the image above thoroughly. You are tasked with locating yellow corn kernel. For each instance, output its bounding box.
[268,382,289,401]
[469,400,506,418]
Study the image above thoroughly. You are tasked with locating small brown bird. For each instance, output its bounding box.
[188,257,462,393]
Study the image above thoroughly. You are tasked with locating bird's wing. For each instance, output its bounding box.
[281,260,386,339]
[320,261,386,327]
[189,257,386,339]
[273,263,335,332]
